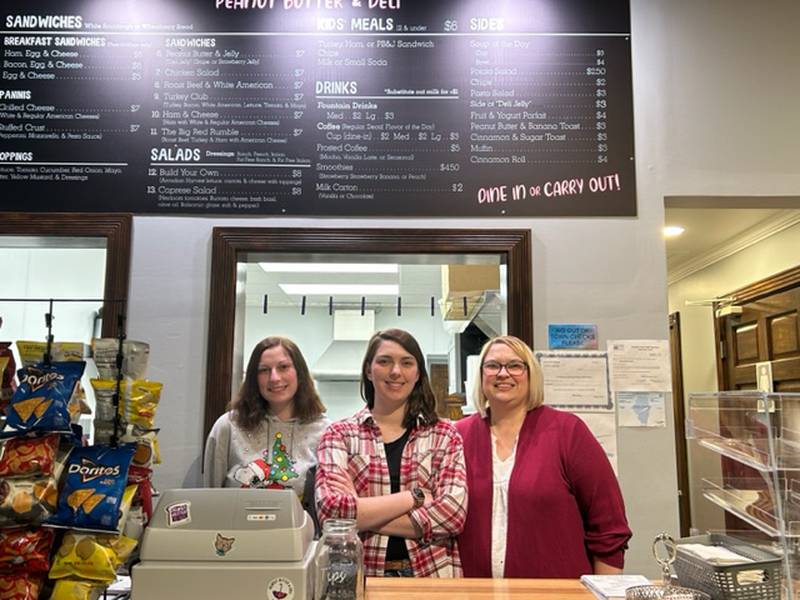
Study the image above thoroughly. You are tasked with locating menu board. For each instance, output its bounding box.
[0,0,635,216]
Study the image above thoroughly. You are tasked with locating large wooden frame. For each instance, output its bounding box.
[0,213,132,338]
[204,227,533,439]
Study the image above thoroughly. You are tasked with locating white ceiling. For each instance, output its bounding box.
[244,257,505,310]
[665,207,800,278]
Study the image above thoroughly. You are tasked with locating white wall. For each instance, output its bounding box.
[122,0,800,576]
[242,304,453,421]
[668,222,800,394]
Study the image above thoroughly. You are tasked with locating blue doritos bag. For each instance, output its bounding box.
[3,361,85,436]
[50,443,136,532]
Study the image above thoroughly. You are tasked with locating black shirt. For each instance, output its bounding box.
[384,428,411,562]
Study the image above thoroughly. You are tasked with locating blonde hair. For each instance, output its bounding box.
[472,335,544,415]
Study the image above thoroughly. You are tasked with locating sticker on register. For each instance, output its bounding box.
[214,533,235,557]
[246,513,277,522]
[266,577,294,600]
[164,501,191,527]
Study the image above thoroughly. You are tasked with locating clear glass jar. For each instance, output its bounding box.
[313,519,365,600]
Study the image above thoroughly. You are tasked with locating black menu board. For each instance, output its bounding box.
[0,0,635,216]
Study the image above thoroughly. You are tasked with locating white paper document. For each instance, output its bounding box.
[607,339,672,392]
[576,412,618,474]
[535,350,611,410]
[617,391,666,427]
[581,574,651,600]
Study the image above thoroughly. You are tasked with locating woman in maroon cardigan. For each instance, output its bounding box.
[456,335,631,578]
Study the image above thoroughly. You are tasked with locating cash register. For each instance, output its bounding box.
[131,488,316,599]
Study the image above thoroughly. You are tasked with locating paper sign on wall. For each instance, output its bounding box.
[607,340,671,392]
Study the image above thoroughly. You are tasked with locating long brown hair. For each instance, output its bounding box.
[360,328,438,429]
[231,336,325,432]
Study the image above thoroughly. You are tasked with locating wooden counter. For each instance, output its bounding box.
[366,578,596,599]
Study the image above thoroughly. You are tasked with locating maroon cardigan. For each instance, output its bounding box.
[456,406,631,578]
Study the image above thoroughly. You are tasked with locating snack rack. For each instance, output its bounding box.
[0,296,128,445]
[686,391,800,600]
[0,296,139,599]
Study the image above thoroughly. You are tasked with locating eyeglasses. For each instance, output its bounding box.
[482,360,527,376]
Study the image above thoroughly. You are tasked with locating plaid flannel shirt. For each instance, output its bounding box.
[316,407,467,577]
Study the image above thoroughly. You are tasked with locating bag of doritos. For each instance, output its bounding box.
[49,444,136,533]
[3,362,85,437]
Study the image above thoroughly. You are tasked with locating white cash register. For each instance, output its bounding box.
[131,488,316,600]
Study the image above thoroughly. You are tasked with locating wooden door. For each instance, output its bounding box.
[718,286,800,392]
[669,312,691,536]
[715,267,800,533]
[429,362,450,417]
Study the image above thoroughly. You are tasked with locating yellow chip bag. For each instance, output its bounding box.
[49,533,138,583]
[16,341,86,367]
[49,579,105,600]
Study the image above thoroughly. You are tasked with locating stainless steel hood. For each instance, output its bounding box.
[311,310,373,381]
[311,340,366,381]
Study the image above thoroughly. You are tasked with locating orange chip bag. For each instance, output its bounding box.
[0,574,43,600]
[49,533,137,583]
[0,434,59,478]
[49,579,104,600]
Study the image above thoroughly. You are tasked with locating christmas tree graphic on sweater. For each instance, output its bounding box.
[234,432,299,489]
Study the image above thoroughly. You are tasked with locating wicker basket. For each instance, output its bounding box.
[674,534,782,600]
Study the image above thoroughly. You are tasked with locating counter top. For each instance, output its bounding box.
[366,578,595,599]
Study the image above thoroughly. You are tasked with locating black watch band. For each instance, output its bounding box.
[411,486,425,509]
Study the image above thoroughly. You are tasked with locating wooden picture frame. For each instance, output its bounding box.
[204,227,532,439]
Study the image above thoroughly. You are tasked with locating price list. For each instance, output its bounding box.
[0,0,635,217]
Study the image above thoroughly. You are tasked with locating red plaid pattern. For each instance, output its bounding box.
[316,407,467,577]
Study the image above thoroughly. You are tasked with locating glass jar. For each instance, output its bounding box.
[313,519,365,600]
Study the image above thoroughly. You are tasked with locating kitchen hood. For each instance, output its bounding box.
[311,310,374,381]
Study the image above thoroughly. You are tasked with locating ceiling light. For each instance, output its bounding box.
[260,262,398,273]
[279,284,400,296]
[663,225,685,238]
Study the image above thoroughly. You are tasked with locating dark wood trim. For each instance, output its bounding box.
[724,265,800,305]
[0,213,132,338]
[714,265,800,391]
[204,227,533,441]
[669,312,691,536]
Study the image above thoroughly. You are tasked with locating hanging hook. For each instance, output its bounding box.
[397,296,402,317]
[263,294,269,314]
[328,296,333,316]
[430,296,435,317]
[360,297,366,316]
[43,298,54,365]
[300,296,307,316]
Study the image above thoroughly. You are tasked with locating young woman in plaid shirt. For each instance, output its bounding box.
[316,328,467,577]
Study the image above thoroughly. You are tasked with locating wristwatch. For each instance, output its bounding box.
[410,486,425,509]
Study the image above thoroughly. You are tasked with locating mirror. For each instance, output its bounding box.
[205,228,531,438]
